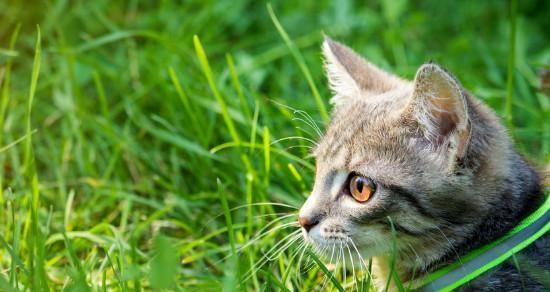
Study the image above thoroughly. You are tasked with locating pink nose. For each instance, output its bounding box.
[298,216,319,232]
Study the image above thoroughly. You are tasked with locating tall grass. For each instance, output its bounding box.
[0,0,548,290]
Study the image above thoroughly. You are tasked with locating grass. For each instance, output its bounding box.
[0,0,548,291]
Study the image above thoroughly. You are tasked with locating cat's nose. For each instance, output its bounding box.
[298,215,320,232]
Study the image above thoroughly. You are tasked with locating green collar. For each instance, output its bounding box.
[416,194,550,292]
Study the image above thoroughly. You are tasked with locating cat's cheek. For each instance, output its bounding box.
[353,225,392,255]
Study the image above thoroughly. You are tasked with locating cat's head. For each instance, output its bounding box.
[298,37,510,270]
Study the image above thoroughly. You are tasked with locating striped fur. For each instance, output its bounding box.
[298,38,546,291]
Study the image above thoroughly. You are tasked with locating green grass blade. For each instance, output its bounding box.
[385,217,405,292]
[23,25,48,291]
[194,35,241,145]
[62,233,92,291]
[267,3,329,123]
[226,53,252,122]
[149,235,178,290]
[218,178,236,255]
[0,24,20,143]
[306,250,344,292]
[505,0,517,130]
[168,66,205,143]
[0,24,21,205]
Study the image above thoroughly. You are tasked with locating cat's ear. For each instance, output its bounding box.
[322,37,406,106]
[410,63,470,160]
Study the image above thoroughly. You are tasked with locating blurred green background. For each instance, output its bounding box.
[0,0,548,291]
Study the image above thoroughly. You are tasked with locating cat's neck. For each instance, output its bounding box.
[372,154,543,289]
[436,153,543,267]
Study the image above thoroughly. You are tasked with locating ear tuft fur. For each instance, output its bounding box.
[322,37,406,106]
[322,38,362,106]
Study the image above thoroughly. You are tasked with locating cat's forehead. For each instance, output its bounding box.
[313,126,420,186]
[313,94,420,183]
[315,90,411,156]
[315,116,410,162]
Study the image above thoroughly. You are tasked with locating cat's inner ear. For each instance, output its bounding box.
[322,37,406,106]
[410,63,470,160]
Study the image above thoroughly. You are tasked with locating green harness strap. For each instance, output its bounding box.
[417,195,550,292]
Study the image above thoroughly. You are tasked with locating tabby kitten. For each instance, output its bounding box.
[298,37,546,291]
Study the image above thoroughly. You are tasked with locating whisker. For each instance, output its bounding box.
[292,117,321,138]
[434,225,463,265]
[264,232,301,261]
[345,241,358,292]
[247,214,297,240]
[254,212,296,220]
[295,240,310,283]
[238,221,298,252]
[340,241,347,288]
[349,238,372,288]
[216,221,299,265]
[285,145,314,151]
[295,110,323,137]
[271,136,318,146]
[319,242,337,291]
[294,126,317,140]
[240,230,302,283]
[231,202,298,210]
[201,202,297,232]
[267,99,324,138]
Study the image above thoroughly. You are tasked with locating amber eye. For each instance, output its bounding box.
[349,175,376,202]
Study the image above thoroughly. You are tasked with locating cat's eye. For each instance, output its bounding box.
[349,175,376,202]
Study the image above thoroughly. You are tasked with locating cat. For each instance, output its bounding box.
[297,37,547,291]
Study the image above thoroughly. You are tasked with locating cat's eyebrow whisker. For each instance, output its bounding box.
[294,126,317,140]
[271,136,319,146]
[254,212,296,219]
[267,99,323,137]
[285,145,314,151]
[231,202,298,210]
[292,117,322,138]
[293,109,323,137]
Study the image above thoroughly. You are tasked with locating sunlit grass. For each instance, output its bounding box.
[0,0,547,291]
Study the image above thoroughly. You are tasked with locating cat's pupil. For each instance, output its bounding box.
[356,178,363,192]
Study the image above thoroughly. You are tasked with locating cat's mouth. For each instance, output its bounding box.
[302,222,392,261]
[302,226,373,270]
[303,223,352,248]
